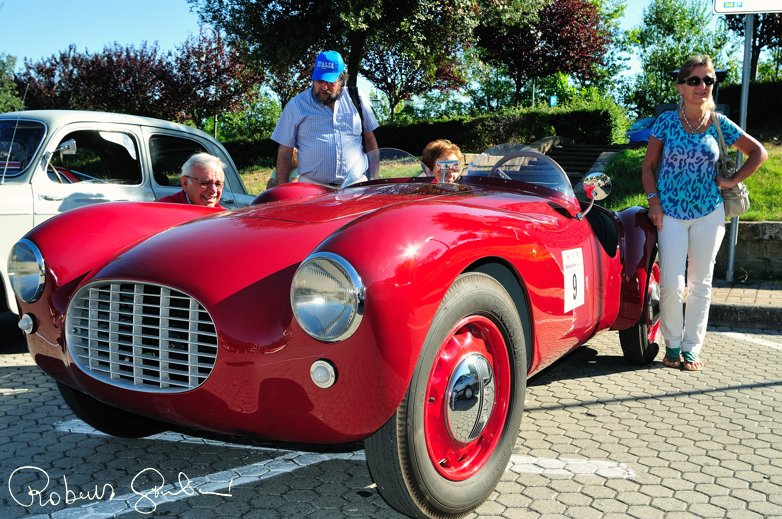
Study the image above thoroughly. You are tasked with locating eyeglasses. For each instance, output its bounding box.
[679,76,716,87]
[185,176,224,189]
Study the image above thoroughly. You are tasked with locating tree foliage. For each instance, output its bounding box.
[170,28,264,131]
[264,53,317,109]
[0,53,21,114]
[17,43,176,119]
[625,0,735,116]
[581,0,632,96]
[189,0,418,87]
[359,15,467,123]
[475,0,611,106]
[724,13,782,80]
[14,32,261,130]
[188,0,544,89]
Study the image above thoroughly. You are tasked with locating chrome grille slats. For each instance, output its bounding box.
[66,281,218,392]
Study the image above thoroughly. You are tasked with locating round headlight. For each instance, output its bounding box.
[8,239,46,303]
[291,252,364,342]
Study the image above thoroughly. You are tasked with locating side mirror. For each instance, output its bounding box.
[582,172,611,201]
[56,139,77,155]
[40,139,78,171]
[578,172,611,221]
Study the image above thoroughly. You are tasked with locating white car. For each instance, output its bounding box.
[0,110,256,314]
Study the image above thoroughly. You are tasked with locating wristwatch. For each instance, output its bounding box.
[647,193,658,200]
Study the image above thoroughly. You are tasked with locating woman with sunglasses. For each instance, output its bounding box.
[641,54,767,371]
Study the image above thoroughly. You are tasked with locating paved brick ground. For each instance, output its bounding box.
[2,326,781,518]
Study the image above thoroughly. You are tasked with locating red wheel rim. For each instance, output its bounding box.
[424,315,511,481]
[648,263,661,343]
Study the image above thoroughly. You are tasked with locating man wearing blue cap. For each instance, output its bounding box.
[270,50,379,187]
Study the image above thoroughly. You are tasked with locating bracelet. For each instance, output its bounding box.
[647,193,658,200]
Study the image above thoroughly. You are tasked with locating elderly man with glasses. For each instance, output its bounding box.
[159,153,226,208]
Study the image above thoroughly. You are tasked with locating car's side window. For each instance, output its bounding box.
[48,130,141,185]
[149,135,208,187]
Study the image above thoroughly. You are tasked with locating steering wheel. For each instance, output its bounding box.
[488,151,552,180]
[47,163,65,184]
[487,166,511,180]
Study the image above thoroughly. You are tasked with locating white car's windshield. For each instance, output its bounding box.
[0,120,47,179]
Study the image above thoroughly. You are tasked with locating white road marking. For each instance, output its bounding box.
[46,420,633,517]
[721,331,782,350]
[508,455,635,478]
[0,388,29,395]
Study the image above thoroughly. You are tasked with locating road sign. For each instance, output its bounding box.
[714,0,782,14]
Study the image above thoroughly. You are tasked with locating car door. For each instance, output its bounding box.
[145,129,255,209]
[32,123,154,226]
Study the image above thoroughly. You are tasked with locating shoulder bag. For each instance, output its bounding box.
[713,112,750,218]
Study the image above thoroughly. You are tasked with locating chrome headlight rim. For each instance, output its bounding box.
[8,239,46,303]
[290,252,365,343]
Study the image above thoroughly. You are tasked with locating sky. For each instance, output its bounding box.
[0,0,666,96]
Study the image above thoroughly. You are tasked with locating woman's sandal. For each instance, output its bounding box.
[682,351,703,371]
[663,347,681,368]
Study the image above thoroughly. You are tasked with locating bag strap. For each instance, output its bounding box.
[347,86,365,135]
[712,112,729,158]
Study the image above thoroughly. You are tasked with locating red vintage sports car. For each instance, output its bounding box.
[9,145,659,518]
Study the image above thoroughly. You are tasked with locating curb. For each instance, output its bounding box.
[709,302,782,330]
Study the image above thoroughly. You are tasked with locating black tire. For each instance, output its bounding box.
[365,272,527,519]
[619,262,661,365]
[57,382,168,438]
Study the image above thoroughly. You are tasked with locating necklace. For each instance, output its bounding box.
[681,108,708,134]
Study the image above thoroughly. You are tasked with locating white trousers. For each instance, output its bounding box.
[658,204,725,355]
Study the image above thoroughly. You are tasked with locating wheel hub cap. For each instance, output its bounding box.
[649,279,660,324]
[445,354,495,444]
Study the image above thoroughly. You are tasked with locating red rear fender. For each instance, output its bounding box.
[612,205,658,330]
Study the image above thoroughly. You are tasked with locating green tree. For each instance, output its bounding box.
[475,0,611,107]
[723,13,782,81]
[188,0,544,88]
[0,53,20,114]
[579,0,631,100]
[625,0,736,116]
[208,89,281,141]
[17,43,177,119]
[360,34,466,123]
[459,46,516,114]
[170,28,264,132]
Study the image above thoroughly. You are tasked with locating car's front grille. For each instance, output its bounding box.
[66,281,218,392]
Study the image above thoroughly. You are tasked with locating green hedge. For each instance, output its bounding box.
[222,104,628,168]
[718,82,782,129]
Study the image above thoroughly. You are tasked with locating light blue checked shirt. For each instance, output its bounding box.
[271,86,379,185]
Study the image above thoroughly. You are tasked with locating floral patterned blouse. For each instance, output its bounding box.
[651,110,742,220]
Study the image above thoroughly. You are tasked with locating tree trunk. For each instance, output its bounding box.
[347,32,368,88]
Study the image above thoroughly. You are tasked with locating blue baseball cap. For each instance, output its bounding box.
[312,51,345,82]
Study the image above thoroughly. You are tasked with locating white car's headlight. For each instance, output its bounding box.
[291,252,364,342]
[9,239,46,303]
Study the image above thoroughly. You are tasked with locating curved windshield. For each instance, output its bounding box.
[341,148,431,189]
[465,143,575,198]
[0,120,47,179]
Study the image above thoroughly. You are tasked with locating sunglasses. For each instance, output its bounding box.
[185,176,225,189]
[679,76,716,87]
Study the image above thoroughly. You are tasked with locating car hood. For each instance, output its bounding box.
[83,182,476,308]
[239,182,476,223]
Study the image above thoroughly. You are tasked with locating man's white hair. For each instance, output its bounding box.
[181,153,226,177]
